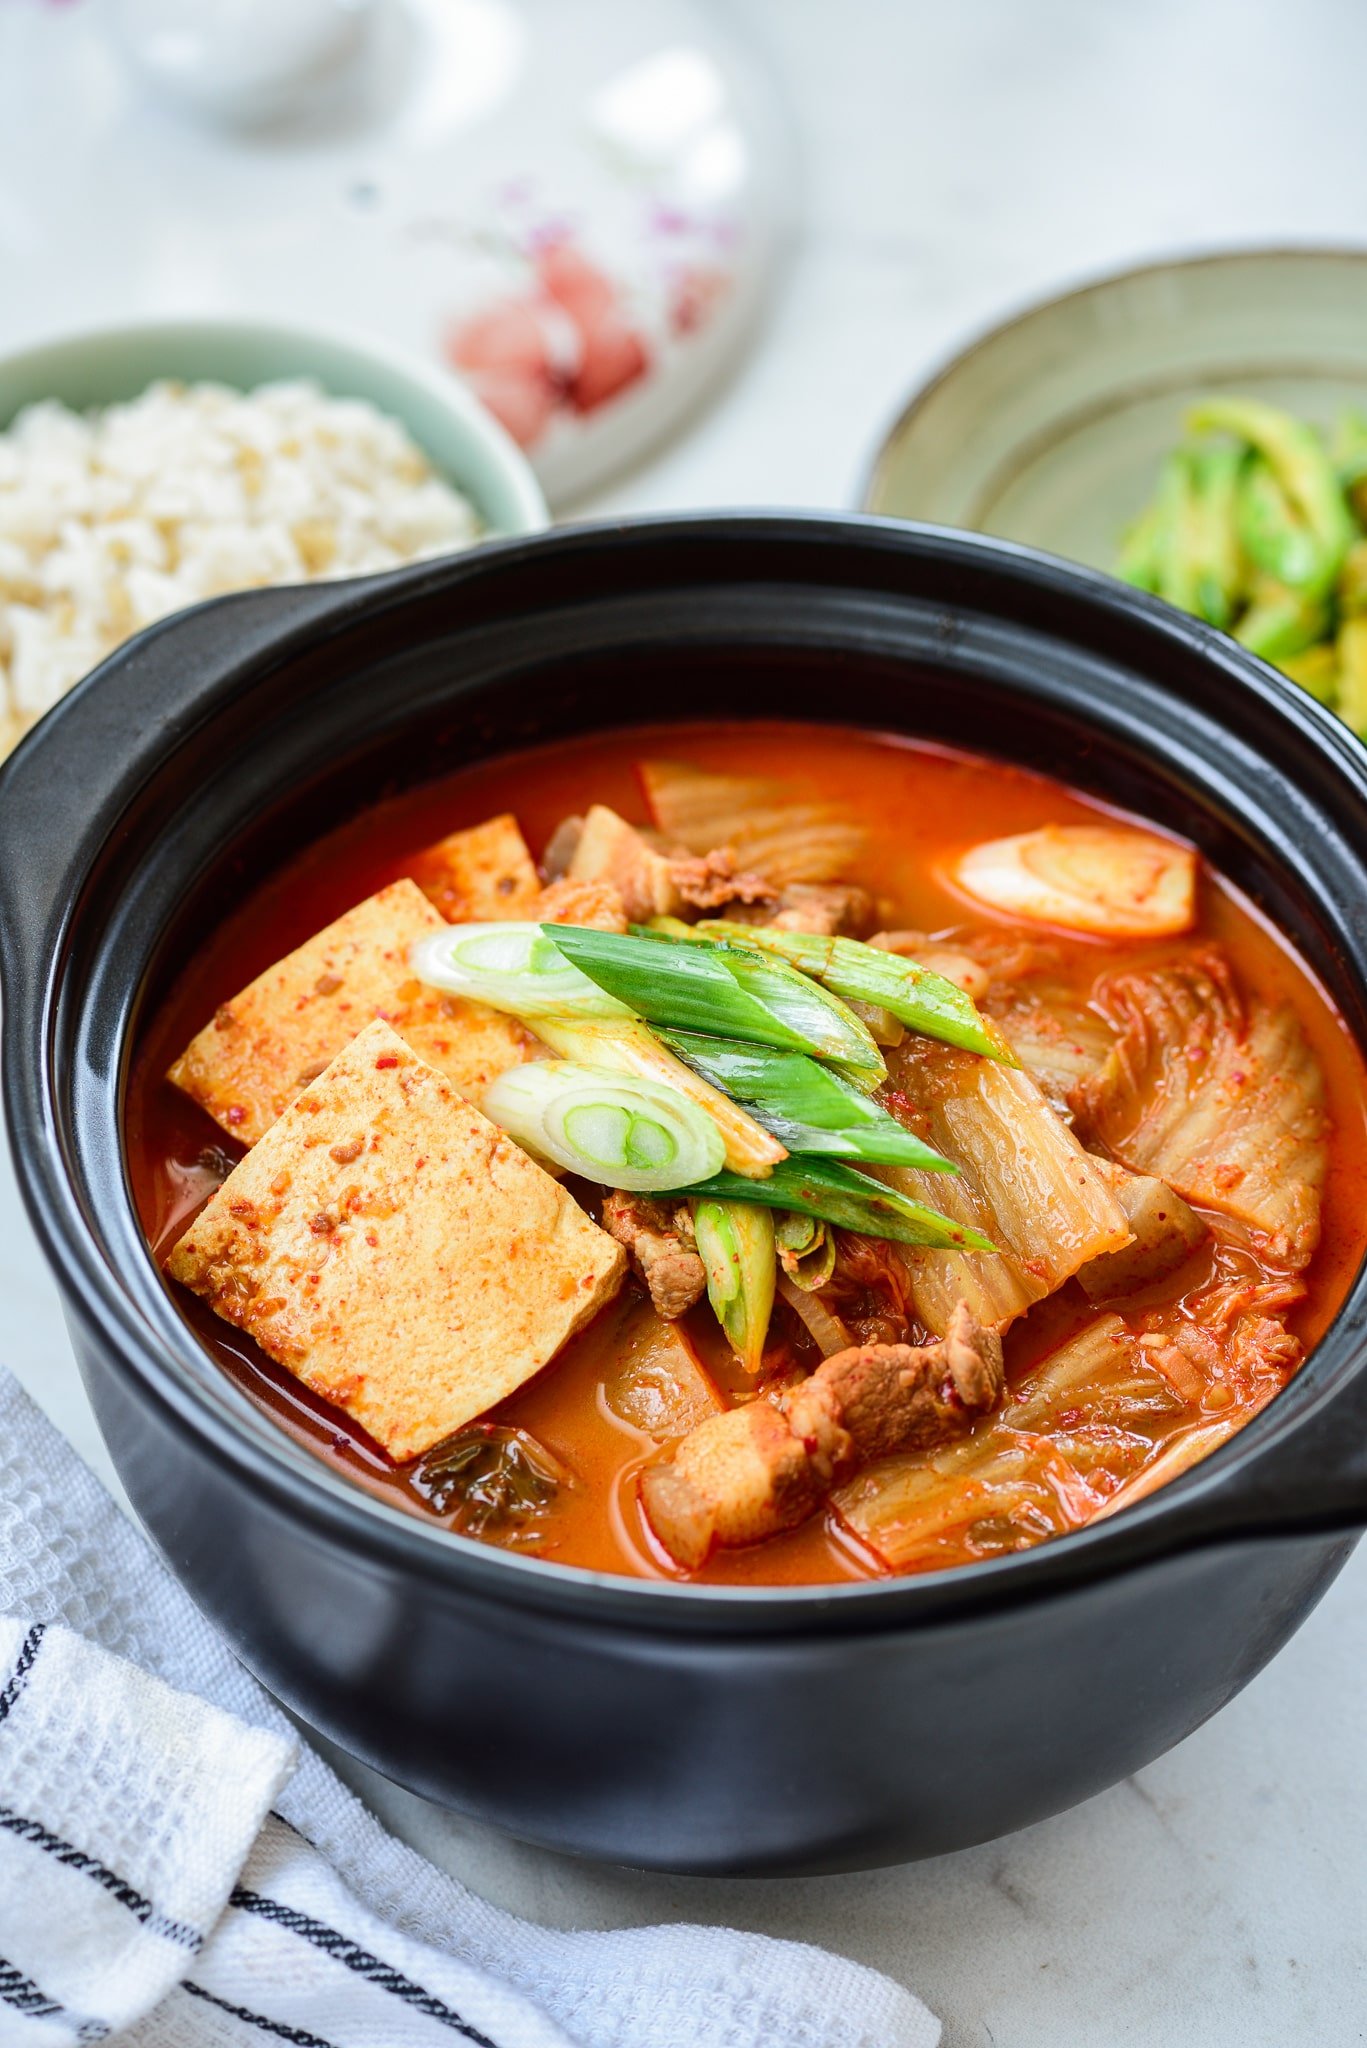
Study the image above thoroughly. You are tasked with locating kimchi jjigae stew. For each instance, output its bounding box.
[127,723,1367,1586]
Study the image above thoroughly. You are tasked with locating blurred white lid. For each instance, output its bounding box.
[15,0,793,508]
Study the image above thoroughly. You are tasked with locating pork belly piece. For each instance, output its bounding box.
[168,878,535,1146]
[540,814,583,879]
[1073,952,1328,1267]
[669,850,777,914]
[567,803,680,921]
[1076,1159,1209,1301]
[411,813,543,922]
[640,1302,1003,1568]
[534,876,628,932]
[602,1293,722,1438]
[166,1020,626,1461]
[876,1039,1132,1337]
[566,803,773,922]
[639,759,867,886]
[722,881,874,937]
[600,1190,706,1320]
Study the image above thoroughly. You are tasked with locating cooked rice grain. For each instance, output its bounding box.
[0,378,482,757]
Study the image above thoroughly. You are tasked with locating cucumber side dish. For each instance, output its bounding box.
[1117,395,1367,735]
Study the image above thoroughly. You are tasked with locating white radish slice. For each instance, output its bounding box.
[953,825,1197,939]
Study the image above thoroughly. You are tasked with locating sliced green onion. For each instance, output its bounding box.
[683,1156,995,1251]
[545,924,885,1083]
[775,1211,836,1291]
[483,1060,724,1192]
[694,923,1010,1064]
[412,923,629,1020]
[533,1015,783,1178]
[657,1029,956,1172]
[691,1199,776,1372]
[775,1210,821,1256]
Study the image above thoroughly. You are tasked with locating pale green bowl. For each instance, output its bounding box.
[0,316,548,539]
[863,247,1367,572]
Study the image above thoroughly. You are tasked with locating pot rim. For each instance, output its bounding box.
[6,511,1367,1634]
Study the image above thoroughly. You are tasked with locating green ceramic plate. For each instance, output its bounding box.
[863,248,1367,572]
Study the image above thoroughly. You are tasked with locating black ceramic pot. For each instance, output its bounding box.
[3,517,1367,1875]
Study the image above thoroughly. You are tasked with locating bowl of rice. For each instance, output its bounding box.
[0,318,549,759]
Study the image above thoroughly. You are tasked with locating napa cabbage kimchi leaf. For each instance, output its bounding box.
[874,1039,1132,1336]
[1075,953,1328,1268]
[638,760,867,886]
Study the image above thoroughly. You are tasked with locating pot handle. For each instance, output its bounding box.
[0,578,365,986]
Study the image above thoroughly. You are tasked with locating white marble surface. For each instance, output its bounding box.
[4,2,1367,2041]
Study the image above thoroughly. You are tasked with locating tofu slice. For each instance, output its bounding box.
[166,1020,627,1461]
[411,813,543,922]
[168,877,534,1146]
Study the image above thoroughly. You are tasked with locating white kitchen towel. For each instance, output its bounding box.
[0,1367,939,2048]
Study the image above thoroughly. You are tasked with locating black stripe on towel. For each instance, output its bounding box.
[0,1955,108,2041]
[0,1808,202,1951]
[181,1981,342,2047]
[0,1624,45,1726]
[230,1890,498,2047]
[268,1810,315,1846]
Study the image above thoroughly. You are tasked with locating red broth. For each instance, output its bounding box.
[125,723,1367,1585]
